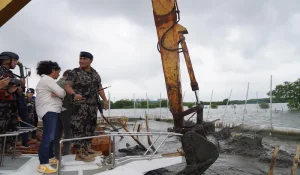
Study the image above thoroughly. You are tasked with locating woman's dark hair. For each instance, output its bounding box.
[36,60,61,76]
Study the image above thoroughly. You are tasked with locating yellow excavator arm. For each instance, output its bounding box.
[151,0,202,132]
[0,0,30,27]
[151,1,219,174]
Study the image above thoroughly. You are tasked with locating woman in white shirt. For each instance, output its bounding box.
[35,61,66,174]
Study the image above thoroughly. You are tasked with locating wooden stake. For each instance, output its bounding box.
[268,146,279,175]
[133,120,138,131]
[290,145,300,175]
[146,114,156,151]
[119,119,147,151]
[136,123,142,139]
[162,148,184,157]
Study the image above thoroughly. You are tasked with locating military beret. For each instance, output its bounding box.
[0,51,19,60]
[80,51,93,59]
[26,88,35,94]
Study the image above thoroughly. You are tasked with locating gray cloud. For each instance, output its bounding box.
[1,0,300,102]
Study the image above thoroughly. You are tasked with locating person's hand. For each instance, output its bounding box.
[73,94,83,101]
[18,116,22,122]
[0,76,9,89]
[103,100,108,110]
[51,92,57,97]
[7,85,18,94]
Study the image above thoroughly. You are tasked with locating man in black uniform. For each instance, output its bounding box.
[65,51,108,162]
[26,88,38,139]
[0,51,25,151]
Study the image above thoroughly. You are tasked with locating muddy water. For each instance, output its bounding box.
[113,120,300,175]
[102,103,300,129]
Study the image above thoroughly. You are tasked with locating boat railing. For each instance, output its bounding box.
[58,131,182,175]
[0,127,37,166]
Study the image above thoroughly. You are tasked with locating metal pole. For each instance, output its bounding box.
[146,93,149,115]
[108,91,111,117]
[112,136,116,168]
[150,134,169,159]
[242,82,250,128]
[207,89,214,120]
[12,135,18,159]
[194,90,200,105]
[159,92,161,119]
[270,75,273,132]
[144,135,161,155]
[58,141,62,175]
[133,93,136,118]
[0,137,6,166]
[109,135,111,155]
[25,68,29,88]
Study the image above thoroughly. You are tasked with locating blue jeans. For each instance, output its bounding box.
[38,112,58,164]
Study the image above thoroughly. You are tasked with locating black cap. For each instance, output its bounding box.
[80,51,93,59]
[0,51,19,60]
[26,88,35,94]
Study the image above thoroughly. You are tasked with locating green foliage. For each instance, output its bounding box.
[210,103,218,109]
[199,98,285,106]
[287,100,299,110]
[268,79,300,110]
[222,98,229,105]
[113,100,133,109]
[187,103,194,108]
[259,102,269,109]
[108,99,169,109]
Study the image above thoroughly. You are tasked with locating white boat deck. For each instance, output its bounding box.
[0,154,183,175]
[0,131,183,175]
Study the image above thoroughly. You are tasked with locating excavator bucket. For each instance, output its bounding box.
[151,0,219,174]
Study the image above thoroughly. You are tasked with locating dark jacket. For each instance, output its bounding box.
[57,77,72,112]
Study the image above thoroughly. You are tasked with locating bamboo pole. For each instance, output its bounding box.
[290,145,300,175]
[242,82,250,129]
[268,146,279,175]
[222,89,232,123]
[270,75,273,133]
[133,93,136,118]
[206,89,214,121]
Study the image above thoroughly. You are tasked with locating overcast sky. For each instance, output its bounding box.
[1,0,299,102]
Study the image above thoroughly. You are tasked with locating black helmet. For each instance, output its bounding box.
[80,51,93,59]
[26,88,35,94]
[0,51,19,60]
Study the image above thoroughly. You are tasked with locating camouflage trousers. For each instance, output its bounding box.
[70,102,97,151]
[0,101,18,134]
[0,101,18,148]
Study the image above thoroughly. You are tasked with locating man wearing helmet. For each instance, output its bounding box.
[65,51,108,162]
[0,51,25,135]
